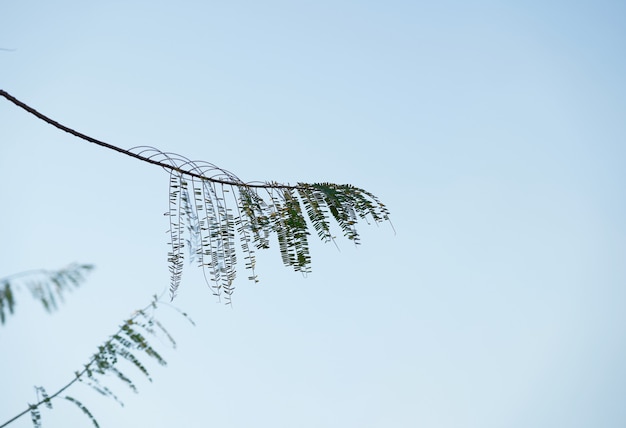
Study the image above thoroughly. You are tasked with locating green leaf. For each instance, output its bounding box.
[28,404,41,428]
[35,386,52,409]
[64,396,99,428]
[0,282,15,325]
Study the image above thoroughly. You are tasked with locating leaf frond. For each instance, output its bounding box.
[0,90,392,304]
[64,396,100,428]
[28,405,41,428]
[0,263,93,326]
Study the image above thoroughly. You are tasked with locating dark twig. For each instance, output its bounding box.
[0,294,185,428]
[0,89,303,190]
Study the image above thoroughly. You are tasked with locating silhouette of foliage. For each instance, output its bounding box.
[0,90,393,304]
[64,397,99,428]
[0,88,391,426]
[0,263,94,325]
[0,293,193,428]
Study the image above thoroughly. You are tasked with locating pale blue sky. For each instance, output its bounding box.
[1,1,625,427]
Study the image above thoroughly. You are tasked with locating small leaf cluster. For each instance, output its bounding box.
[25,386,100,428]
[159,154,391,303]
[0,91,392,427]
[1,293,192,428]
[0,263,93,325]
[78,299,177,407]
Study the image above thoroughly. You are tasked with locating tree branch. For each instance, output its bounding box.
[0,294,186,427]
[0,89,301,190]
[1,89,392,301]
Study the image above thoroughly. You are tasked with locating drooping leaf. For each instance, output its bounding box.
[166,174,185,299]
[28,404,41,428]
[0,91,392,304]
[35,386,52,409]
[64,396,99,428]
[0,264,93,326]
[79,375,125,406]
[0,282,15,325]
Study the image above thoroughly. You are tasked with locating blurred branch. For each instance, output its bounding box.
[0,293,194,427]
[0,263,94,326]
[0,90,392,303]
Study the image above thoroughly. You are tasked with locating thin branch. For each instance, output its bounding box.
[1,89,392,301]
[0,89,301,190]
[0,294,182,428]
[0,265,93,284]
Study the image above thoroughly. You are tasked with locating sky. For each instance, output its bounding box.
[1,1,625,427]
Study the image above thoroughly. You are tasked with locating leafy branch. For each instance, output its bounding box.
[0,263,94,325]
[0,294,194,428]
[0,90,393,303]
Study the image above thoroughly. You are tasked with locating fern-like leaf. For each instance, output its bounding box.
[64,396,99,428]
[34,387,52,410]
[167,174,185,299]
[28,405,41,428]
[0,90,393,303]
[0,264,93,326]
[127,144,392,302]
[0,282,15,325]
[298,186,333,243]
[1,295,191,428]
[79,375,125,406]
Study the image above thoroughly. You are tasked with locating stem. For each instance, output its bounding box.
[0,89,305,191]
[0,297,161,427]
